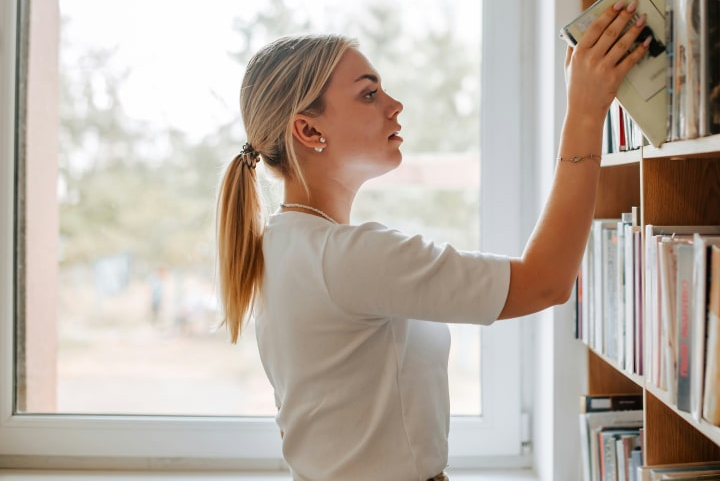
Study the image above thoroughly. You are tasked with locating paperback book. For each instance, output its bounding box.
[560,0,669,147]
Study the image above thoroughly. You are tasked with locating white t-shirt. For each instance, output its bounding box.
[255,212,510,481]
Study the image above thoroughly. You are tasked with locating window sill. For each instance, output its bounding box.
[0,469,538,480]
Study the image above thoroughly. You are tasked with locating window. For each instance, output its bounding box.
[0,0,528,468]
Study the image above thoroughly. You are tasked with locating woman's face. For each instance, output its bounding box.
[310,48,404,182]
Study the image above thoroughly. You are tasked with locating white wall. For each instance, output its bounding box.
[532,1,589,480]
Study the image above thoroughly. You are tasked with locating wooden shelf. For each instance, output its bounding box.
[644,134,720,159]
[588,347,644,390]
[587,348,643,395]
[587,348,720,464]
[602,149,642,166]
[646,383,720,449]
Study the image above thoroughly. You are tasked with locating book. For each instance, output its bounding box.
[665,0,675,141]
[676,241,695,412]
[702,244,720,425]
[645,225,664,388]
[581,393,644,413]
[633,222,645,376]
[638,461,720,480]
[587,219,623,354]
[560,0,669,147]
[679,0,702,139]
[617,213,634,369]
[629,448,643,481]
[645,226,720,399]
[673,0,689,139]
[603,222,620,359]
[580,408,643,481]
[657,236,690,400]
[690,234,720,422]
[600,427,641,481]
[617,433,641,481]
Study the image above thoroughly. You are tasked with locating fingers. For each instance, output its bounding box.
[615,31,652,75]
[604,13,649,66]
[589,1,642,55]
[574,0,651,76]
[576,0,630,49]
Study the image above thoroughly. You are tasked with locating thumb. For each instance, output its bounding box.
[564,46,573,69]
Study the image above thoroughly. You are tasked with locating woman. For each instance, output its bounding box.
[216,2,651,479]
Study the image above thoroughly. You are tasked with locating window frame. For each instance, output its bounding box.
[0,0,531,469]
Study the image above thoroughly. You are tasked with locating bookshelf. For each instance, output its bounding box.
[578,0,720,469]
[587,135,720,466]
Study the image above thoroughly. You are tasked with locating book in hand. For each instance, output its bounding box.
[560,0,668,147]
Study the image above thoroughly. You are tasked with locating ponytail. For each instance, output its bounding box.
[216,148,264,343]
[217,34,358,342]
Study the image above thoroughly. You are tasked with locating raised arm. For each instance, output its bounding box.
[499,1,650,319]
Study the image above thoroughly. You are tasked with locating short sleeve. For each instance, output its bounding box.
[321,222,510,325]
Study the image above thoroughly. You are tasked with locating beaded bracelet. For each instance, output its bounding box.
[557,154,602,165]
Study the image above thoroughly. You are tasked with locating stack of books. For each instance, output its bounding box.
[576,218,720,427]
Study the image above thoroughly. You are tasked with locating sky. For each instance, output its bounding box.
[59,0,481,140]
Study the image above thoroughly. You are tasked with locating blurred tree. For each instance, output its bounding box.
[57,0,481,272]
[58,20,221,270]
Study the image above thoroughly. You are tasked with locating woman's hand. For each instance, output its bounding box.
[564,0,652,123]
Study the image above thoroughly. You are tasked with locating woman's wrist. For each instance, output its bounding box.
[562,109,607,133]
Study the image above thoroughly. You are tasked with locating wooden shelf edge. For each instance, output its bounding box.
[643,134,720,159]
[646,383,720,447]
[588,346,645,389]
[602,150,642,166]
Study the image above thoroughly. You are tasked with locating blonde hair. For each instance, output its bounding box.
[216,34,357,343]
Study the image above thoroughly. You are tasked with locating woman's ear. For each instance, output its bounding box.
[291,114,325,151]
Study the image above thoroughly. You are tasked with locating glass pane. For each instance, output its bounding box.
[16,0,482,416]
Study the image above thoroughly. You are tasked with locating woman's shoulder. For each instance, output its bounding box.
[267,211,390,234]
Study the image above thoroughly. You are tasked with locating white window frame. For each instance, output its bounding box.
[0,0,533,470]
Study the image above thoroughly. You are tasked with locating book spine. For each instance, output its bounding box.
[618,104,628,151]
[602,432,618,481]
[676,242,694,412]
[617,219,627,369]
[658,239,677,396]
[646,228,660,386]
[698,0,708,136]
[625,223,636,373]
[690,236,715,422]
[684,0,701,139]
[633,229,644,376]
[605,227,619,359]
[582,394,644,413]
[673,0,688,140]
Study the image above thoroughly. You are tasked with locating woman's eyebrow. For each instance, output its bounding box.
[354,73,379,83]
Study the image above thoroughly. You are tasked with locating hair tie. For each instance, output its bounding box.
[239,142,260,169]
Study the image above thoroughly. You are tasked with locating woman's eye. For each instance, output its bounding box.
[365,89,378,99]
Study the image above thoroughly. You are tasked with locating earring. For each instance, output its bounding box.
[314,137,326,153]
